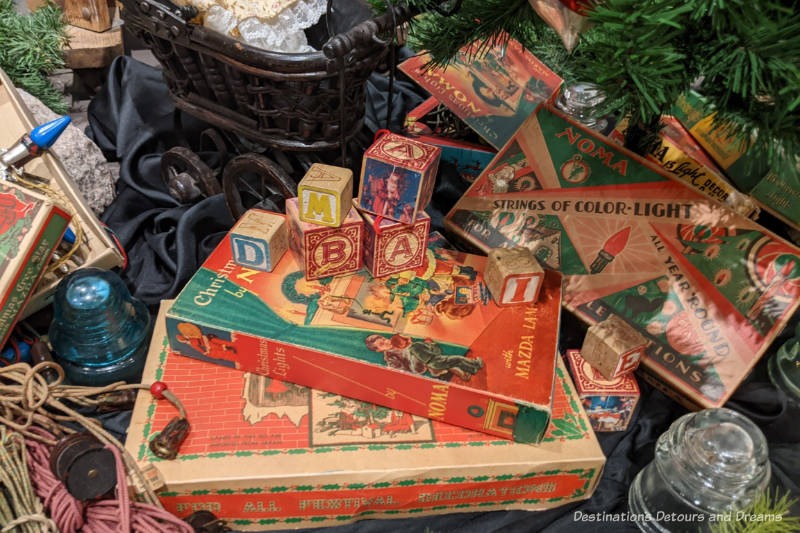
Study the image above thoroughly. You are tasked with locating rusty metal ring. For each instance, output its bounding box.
[160,146,222,201]
[222,153,298,220]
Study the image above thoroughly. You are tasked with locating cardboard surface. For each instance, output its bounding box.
[445,104,800,409]
[166,233,562,443]
[127,303,605,529]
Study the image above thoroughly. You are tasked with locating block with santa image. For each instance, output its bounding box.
[357,132,441,225]
[565,349,640,432]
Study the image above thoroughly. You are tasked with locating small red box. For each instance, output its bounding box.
[357,204,430,278]
[565,349,640,432]
[357,132,441,224]
[286,198,363,280]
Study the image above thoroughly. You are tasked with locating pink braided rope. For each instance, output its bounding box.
[24,427,193,533]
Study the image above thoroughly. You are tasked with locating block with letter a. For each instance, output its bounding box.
[286,197,363,280]
[229,209,288,272]
[356,203,430,278]
[484,247,544,307]
[297,163,353,227]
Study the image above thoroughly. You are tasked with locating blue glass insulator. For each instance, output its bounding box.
[49,268,151,385]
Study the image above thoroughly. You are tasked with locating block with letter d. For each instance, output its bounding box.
[230,210,288,272]
[358,203,430,278]
[286,197,363,280]
[580,314,648,380]
[483,247,544,306]
[297,163,353,227]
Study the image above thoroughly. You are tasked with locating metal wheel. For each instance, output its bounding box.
[222,153,298,220]
[160,147,222,203]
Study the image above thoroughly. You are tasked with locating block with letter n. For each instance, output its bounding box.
[229,209,288,272]
[297,163,353,227]
[286,197,363,280]
[357,205,430,278]
[483,247,544,306]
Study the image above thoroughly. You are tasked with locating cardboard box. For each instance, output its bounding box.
[671,92,800,230]
[405,96,497,183]
[127,303,606,530]
[610,116,759,219]
[0,181,70,346]
[565,350,639,432]
[444,103,800,409]
[0,69,124,317]
[357,132,441,225]
[165,235,562,443]
[400,36,562,151]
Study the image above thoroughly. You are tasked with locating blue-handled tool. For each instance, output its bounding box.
[0,115,70,181]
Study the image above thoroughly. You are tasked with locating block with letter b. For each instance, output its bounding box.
[297,164,353,227]
[229,209,288,272]
[286,197,363,280]
[483,247,544,306]
[358,205,430,278]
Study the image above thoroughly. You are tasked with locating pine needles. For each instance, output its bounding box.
[0,0,69,114]
[382,0,799,175]
[709,489,800,533]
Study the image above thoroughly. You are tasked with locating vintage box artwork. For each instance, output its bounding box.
[565,350,640,432]
[0,182,70,346]
[127,304,605,530]
[445,104,800,409]
[357,132,440,224]
[399,36,562,151]
[166,229,563,443]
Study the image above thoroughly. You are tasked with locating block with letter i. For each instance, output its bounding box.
[297,163,353,227]
[229,209,288,272]
[483,247,544,306]
[357,132,441,224]
[358,205,430,278]
[566,350,639,432]
[286,197,363,280]
[580,314,648,380]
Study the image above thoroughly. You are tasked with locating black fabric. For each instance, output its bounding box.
[88,54,799,533]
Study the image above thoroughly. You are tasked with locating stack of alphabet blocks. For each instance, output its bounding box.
[566,315,648,432]
[230,132,445,283]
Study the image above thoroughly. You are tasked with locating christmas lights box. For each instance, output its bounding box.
[405,96,497,183]
[672,91,800,230]
[0,181,70,347]
[445,104,800,410]
[127,303,605,530]
[400,36,562,151]
[0,68,124,317]
[166,215,563,443]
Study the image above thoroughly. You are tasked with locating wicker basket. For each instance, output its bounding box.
[121,0,410,151]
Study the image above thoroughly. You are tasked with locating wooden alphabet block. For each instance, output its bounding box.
[229,209,288,272]
[297,163,353,227]
[483,247,544,306]
[358,204,430,278]
[357,132,441,224]
[286,197,363,280]
[566,350,640,432]
[580,314,648,379]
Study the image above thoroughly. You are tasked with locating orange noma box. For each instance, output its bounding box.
[165,214,563,444]
[127,303,606,530]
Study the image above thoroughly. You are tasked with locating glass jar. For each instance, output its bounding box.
[628,408,770,532]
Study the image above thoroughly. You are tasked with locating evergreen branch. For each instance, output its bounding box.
[708,488,799,533]
[0,0,69,115]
